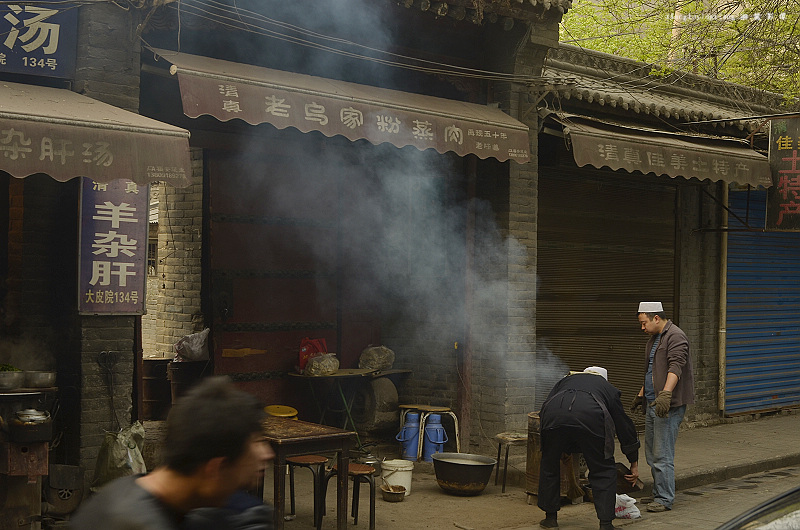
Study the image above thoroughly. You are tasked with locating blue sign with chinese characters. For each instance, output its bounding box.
[0,3,78,79]
[79,178,149,315]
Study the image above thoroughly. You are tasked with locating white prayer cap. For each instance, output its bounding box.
[638,301,663,313]
[584,366,608,380]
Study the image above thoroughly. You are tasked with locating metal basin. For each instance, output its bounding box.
[0,371,25,391]
[431,452,497,496]
[25,371,56,388]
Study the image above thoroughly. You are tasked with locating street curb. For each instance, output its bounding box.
[630,453,800,496]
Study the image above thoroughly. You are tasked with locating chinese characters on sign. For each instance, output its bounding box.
[0,3,77,78]
[767,119,800,231]
[79,178,148,314]
[179,74,530,162]
[593,140,750,180]
[2,126,113,168]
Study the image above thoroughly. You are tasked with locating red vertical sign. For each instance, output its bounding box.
[767,119,800,231]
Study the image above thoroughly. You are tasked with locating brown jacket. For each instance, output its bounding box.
[644,320,695,407]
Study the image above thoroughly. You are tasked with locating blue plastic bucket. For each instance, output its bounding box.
[421,413,448,462]
[396,412,420,461]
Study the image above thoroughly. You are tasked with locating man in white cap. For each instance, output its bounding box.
[537,367,640,530]
[632,302,694,513]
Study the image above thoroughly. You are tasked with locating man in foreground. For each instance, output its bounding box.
[71,376,274,529]
[632,301,694,513]
[538,367,640,530]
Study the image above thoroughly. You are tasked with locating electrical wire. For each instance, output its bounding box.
[162,0,550,83]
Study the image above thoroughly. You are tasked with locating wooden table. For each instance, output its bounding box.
[262,416,355,530]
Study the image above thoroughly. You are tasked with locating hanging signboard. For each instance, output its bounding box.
[78,178,148,315]
[0,3,78,79]
[767,119,800,231]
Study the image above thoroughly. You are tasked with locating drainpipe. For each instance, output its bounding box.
[718,183,728,414]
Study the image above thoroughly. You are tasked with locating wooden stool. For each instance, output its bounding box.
[321,462,376,530]
[494,431,528,493]
[286,454,328,525]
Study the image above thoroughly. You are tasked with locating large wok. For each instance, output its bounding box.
[431,452,497,496]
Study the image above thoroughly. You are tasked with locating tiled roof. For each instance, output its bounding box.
[396,0,571,25]
[539,44,789,133]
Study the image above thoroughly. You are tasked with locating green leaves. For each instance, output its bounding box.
[561,0,800,100]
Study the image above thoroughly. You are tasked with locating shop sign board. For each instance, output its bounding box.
[78,178,148,315]
[0,3,78,79]
[768,119,800,231]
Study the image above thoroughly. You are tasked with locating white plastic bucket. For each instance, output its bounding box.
[381,459,414,496]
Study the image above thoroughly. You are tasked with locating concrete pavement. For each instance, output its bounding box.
[290,409,800,529]
[145,409,800,529]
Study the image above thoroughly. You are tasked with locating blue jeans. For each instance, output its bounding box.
[645,403,686,508]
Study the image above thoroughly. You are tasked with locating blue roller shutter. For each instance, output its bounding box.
[725,190,800,414]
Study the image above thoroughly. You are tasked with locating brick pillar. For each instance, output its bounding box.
[73,2,142,476]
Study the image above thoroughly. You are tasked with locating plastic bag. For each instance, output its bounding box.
[358,345,395,371]
[91,422,146,491]
[174,328,210,361]
[298,337,328,370]
[305,353,339,376]
[614,493,641,519]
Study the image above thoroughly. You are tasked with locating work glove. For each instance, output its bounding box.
[630,395,644,414]
[649,390,672,417]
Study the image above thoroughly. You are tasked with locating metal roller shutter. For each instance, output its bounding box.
[537,168,676,414]
[725,190,800,414]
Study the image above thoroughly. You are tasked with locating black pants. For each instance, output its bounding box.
[537,426,617,522]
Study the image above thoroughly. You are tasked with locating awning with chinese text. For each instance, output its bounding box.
[0,81,192,187]
[553,114,771,188]
[149,48,530,164]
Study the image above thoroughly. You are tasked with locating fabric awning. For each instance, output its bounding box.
[149,48,530,163]
[552,115,771,188]
[0,81,192,187]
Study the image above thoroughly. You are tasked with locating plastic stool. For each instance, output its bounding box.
[494,431,527,492]
[321,462,376,530]
[287,454,328,525]
[265,404,299,419]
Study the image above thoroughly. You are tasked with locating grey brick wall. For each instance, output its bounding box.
[676,181,725,422]
[72,2,141,477]
[155,149,205,356]
[79,316,135,481]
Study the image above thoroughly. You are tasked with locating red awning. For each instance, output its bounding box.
[149,48,530,163]
[553,115,771,188]
[0,81,192,187]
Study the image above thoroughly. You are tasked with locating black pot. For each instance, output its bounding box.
[431,452,497,496]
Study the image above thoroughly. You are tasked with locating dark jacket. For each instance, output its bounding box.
[644,320,695,407]
[540,373,639,464]
[70,475,182,530]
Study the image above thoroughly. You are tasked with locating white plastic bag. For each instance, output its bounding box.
[614,493,641,519]
[91,422,146,491]
[174,328,210,361]
[305,353,339,376]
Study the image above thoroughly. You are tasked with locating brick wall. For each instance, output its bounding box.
[72,3,141,476]
[676,181,725,422]
[155,149,205,356]
[143,277,161,357]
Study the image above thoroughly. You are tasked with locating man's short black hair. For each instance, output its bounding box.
[162,376,265,475]
[641,311,667,320]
